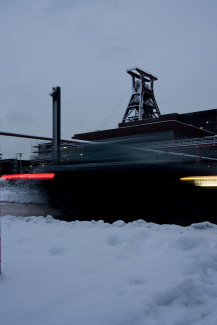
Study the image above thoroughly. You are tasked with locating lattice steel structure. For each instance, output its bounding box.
[122,67,161,123]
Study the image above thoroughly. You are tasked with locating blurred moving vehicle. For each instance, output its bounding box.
[3,138,216,226]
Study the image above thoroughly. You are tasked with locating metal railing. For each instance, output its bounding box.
[151,135,217,149]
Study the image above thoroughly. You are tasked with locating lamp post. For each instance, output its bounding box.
[16,153,23,173]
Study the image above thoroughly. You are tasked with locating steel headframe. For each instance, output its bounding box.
[122,67,161,123]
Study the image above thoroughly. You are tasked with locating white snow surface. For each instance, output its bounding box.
[1,183,217,325]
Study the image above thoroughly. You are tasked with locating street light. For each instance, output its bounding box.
[16,153,23,173]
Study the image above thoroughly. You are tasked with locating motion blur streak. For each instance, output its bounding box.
[180,176,217,187]
[1,173,55,181]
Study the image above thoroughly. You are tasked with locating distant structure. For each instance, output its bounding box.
[72,67,217,165]
[74,67,217,142]
[122,67,161,123]
[2,67,216,173]
[0,159,32,175]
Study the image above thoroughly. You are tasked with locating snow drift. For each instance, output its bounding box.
[1,215,217,325]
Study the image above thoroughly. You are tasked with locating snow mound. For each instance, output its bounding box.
[1,215,217,325]
[191,221,217,229]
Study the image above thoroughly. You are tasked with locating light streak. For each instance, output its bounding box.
[1,173,55,181]
[180,176,217,187]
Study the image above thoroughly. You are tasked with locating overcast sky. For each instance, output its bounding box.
[0,0,217,159]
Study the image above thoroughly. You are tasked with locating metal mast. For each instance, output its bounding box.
[50,86,61,164]
[122,67,161,123]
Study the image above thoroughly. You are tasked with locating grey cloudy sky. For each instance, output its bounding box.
[0,0,217,159]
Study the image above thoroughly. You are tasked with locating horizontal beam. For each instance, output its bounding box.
[127,67,158,81]
[0,131,90,144]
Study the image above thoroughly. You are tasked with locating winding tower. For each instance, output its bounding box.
[122,67,161,123]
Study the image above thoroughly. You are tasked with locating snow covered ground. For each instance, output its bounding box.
[1,182,217,325]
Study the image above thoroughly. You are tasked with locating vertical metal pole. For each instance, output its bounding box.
[50,87,61,164]
[16,153,23,173]
[139,75,143,120]
[0,215,1,274]
[19,153,22,173]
